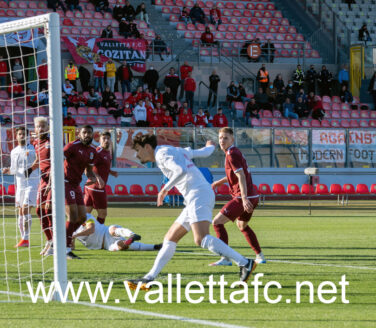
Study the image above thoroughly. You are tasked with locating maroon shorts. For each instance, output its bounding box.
[65,182,84,206]
[37,179,51,208]
[220,197,259,222]
[84,186,107,209]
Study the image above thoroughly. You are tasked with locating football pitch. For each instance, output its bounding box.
[1,201,375,328]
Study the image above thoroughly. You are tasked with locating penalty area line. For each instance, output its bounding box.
[0,290,254,328]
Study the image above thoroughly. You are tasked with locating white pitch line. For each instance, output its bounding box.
[0,290,254,328]
[176,251,376,271]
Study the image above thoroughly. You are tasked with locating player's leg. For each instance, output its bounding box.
[14,188,26,247]
[37,183,53,255]
[92,189,108,224]
[212,212,231,244]
[22,205,32,242]
[96,208,107,225]
[108,224,141,240]
[84,187,94,214]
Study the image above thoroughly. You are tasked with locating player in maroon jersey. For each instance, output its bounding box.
[84,131,118,225]
[64,125,104,259]
[210,127,265,266]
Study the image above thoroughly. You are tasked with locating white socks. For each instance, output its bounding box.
[129,242,155,251]
[201,234,248,267]
[144,240,176,280]
[18,215,24,240]
[114,227,134,238]
[23,214,32,241]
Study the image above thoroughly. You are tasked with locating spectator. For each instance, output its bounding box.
[63,79,74,95]
[273,74,285,93]
[38,58,48,90]
[78,65,90,92]
[184,71,196,110]
[207,70,220,108]
[238,83,252,103]
[12,59,23,84]
[256,64,269,92]
[209,5,221,29]
[292,64,304,93]
[200,27,218,46]
[113,3,123,22]
[86,87,102,108]
[295,97,310,118]
[305,64,318,94]
[121,102,134,127]
[312,96,325,121]
[178,107,194,127]
[101,25,113,38]
[204,110,213,127]
[343,0,356,10]
[285,80,294,93]
[179,61,193,100]
[134,99,148,126]
[27,88,38,108]
[180,6,191,24]
[102,85,118,109]
[119,18,131,38]
[162,87,174,105]
[226,81,239,108]
[148,108,162,127]
[61,91,69,117]
[152,87,163,105]
[69,90,86,108]
[368,71,376,110]
[117,60,133,94]
[95,0,112,14]
[163,67,180,100]
[47,0,67,13]
[307,91,316,110]
[189,3,205,25]
[38,88,49,105]
[261,39,275,63]
[105,58,116,92]
[318,65,333,96]
[143,66,159,92]
[295,88,307,103]
[213,107,228,127]
[254,87,272,110]
[194,108,208,127]
[65,60,79,91]
[136,3,150,26]
[166,100,179,122]
[162,109,174,127]
[129,19,140,38]
[180,101,192,114]
[151,35,169,61]
[63,112,76,126]
[338,64,349,88]
[245,98,260,125]
[266,83,277,108]
[285,88,296,104]
[0,55,7,90]
[340,85,353,103]
[65,0,83,12]
[283,98,298,119]
[123,0,136,21]
[358,23,372,46]
[93,59,105,92]
[274,89,286,113]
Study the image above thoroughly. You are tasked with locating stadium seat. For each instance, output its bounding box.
[311,119,321,127]
[356,184,369,194]
[130,184,144,195]
[301,184,314,194]
[259,184,272,195]
[330,184,343,194]
[271,118,280,127]
[322,96,331,103]
[273,184,286,195]
[105,185,113,196]
[217,184,230,195]
[342,184,355,194]
[370,184,376,194]
[0,185,5,195]
[252,184,258,194]
[340,120,350,128]
[115,184,128,195]
[291,119,300,127]
[287,184,300,194]
[145,184,159,195]
[87,107,98,115]
[251,118,260,127]
[280,118,290,127]
[331,120,340,127]
[315,184,329,195]
[7,184,15,196]
[75,116,85,125]
[86,117,97,125]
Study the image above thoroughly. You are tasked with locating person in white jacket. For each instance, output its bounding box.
[126,134,257,290]
[133,100,148,127]
[2,127,39,247]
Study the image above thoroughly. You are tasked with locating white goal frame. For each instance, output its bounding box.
[0,13,67,299]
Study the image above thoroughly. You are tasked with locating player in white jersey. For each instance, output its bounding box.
[2,127,39,247]
[126,134,257,290]
[73,213,162,252]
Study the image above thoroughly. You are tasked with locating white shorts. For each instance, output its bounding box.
[103,226,125,251]
[15,186,37,208]
[175,189,215,232]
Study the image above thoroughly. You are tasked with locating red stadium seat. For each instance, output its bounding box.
[322,96,331,103]
[7,184,15,196]
[356,184,369,194]
[291,119,300,127]
[252,184,259,194]
[75,116,85,125]
[301,184,314,194]
[370,184,376,194]
[0,185,6,195]
[130,184,144,195]
[261,119,271,127]
[251,118,260,127]
[271,118,280,127]
[340,120,350,128]
[105,185,113,196]
[311,119,321,127]
[315,184,329,195]
[330,184,342,194]
[86,117,97,125]
[340,111,350,119]
[115,184,128,195]
[281,119,290,127]
[145,184,159,195]
[331,119,340,128]
[217,184,230,195]
[342,184,355,194]
[287,184,300,194]
[262,110,273,118]
[273,184,286,195]
[259,184,272,195]
[359,120,369,128]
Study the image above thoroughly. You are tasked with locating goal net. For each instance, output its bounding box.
[0,14,66,302]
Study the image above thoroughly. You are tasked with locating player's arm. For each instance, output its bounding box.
[109,170,118,177]
[184,140,215,159]
[86,165,105,189]
[212,176,228,190]
[72,222,95,238]
[234,169,253,213]
[24,154,39,178]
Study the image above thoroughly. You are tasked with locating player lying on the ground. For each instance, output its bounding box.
[125,134,257,291]
[73,213,162,252]
[211,127,266,266]
[2,127,39,248]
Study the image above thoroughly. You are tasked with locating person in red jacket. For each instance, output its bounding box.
[8,77,24,98]
[0,55,8,91]
[93,59,105,92]
[63,112,76,126]
[37,58,48,90]
[194,108,208,127]
[162,109,173,127]
[209,5,222,29]
[125,92,137,107]
[201,27,218,46]
[213,107,228,127]
[179,61,193,100]
[184,71,196,111]
[178,107,194,127]
[148,108,162,127]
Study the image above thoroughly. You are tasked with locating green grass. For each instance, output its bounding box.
[1,201,376,328]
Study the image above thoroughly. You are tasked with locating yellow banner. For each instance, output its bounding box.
[350,45,364,97]
[63,126,76,145]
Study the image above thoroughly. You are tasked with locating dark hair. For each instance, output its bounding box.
[16,126,27,134]
[81,125,93,132]
[219,127,233,135]
[132,134,157,150]
[100,131,111,138]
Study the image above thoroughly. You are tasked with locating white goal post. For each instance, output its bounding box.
[0,13,66,300]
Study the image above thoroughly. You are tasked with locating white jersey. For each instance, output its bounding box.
[155,145,215,203]
[9,144,39,189]
[74,214,108,250]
